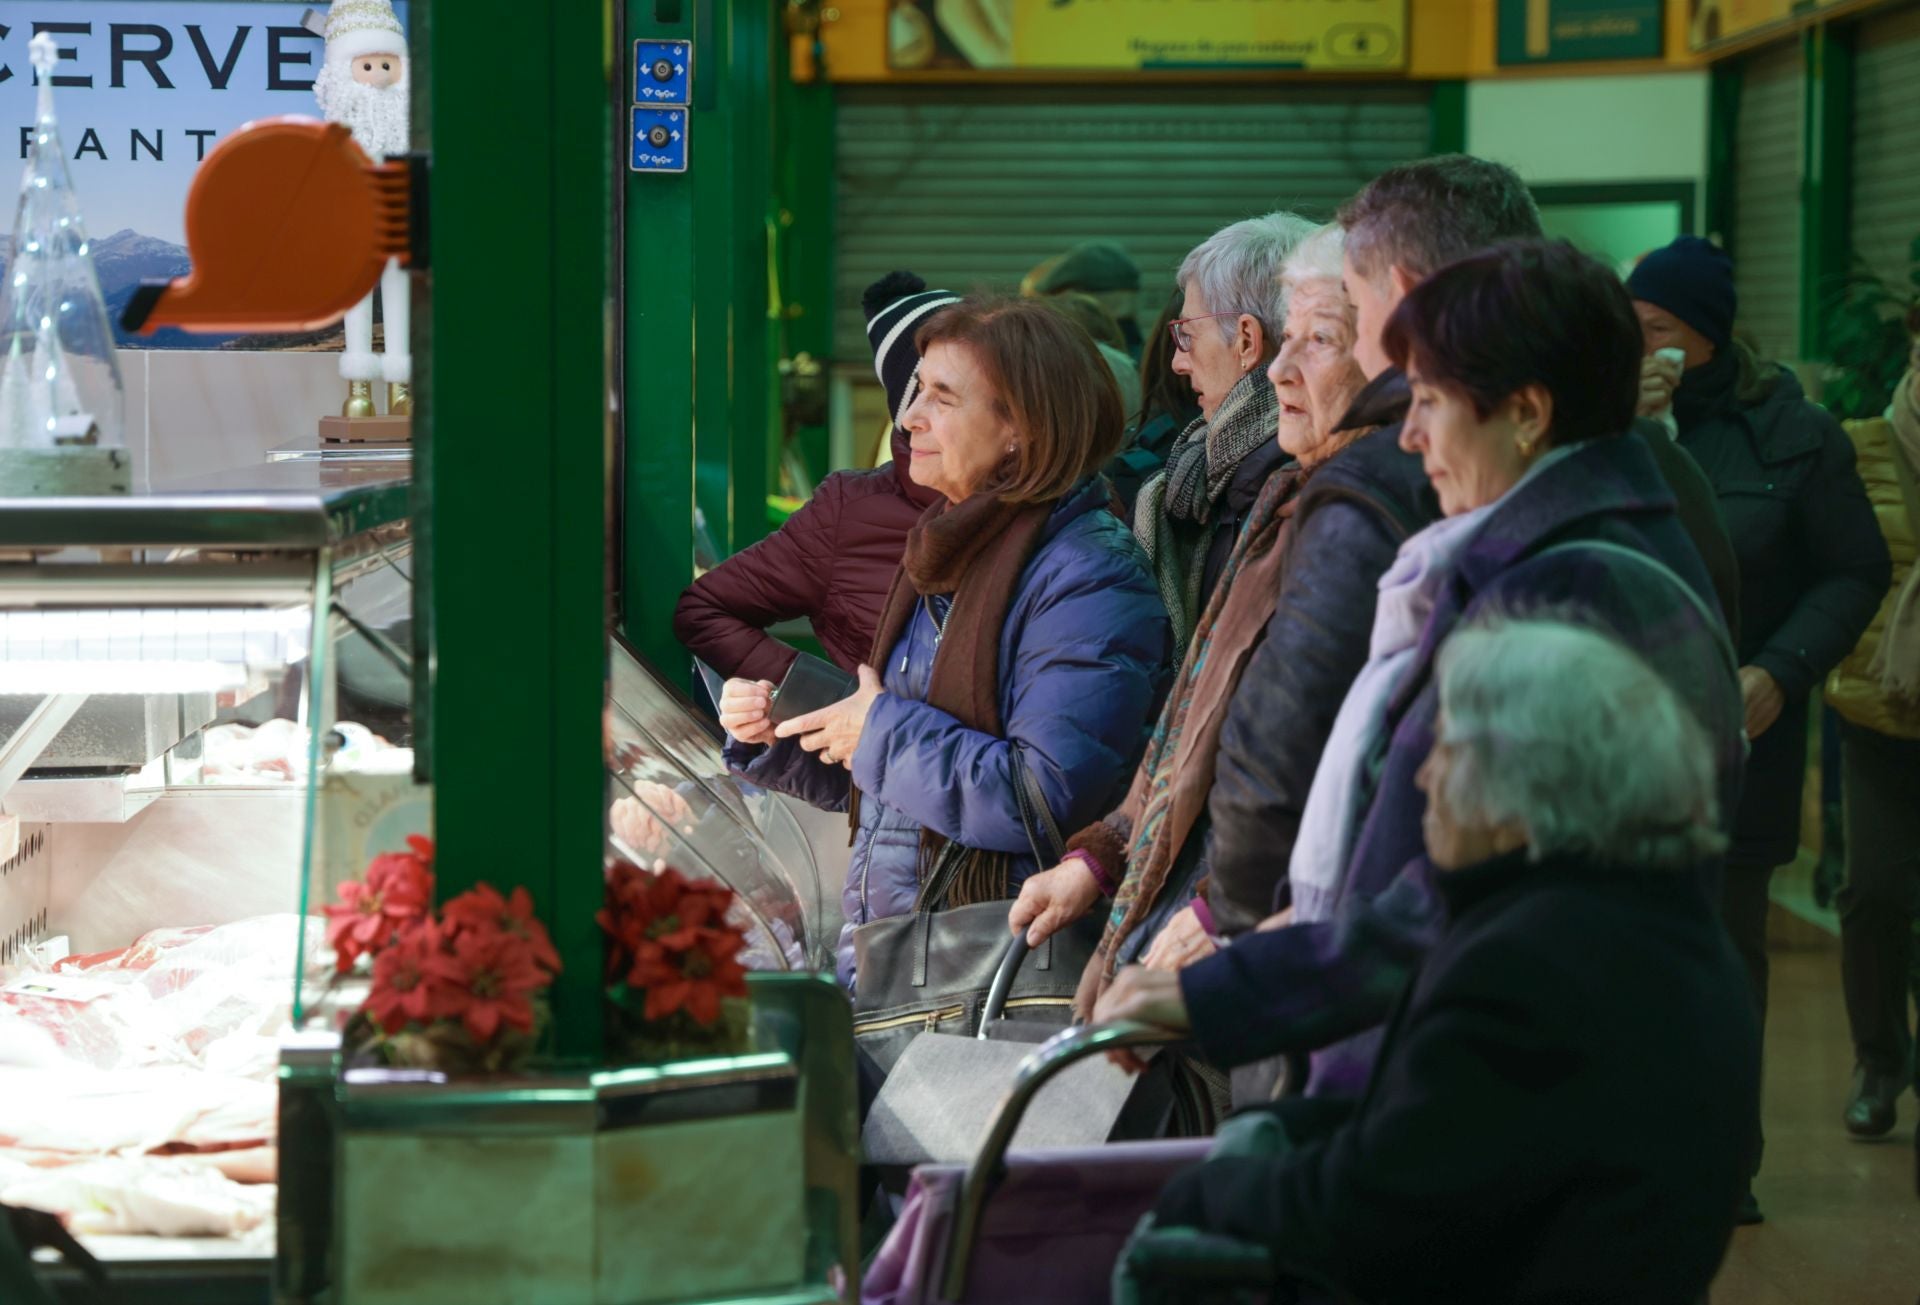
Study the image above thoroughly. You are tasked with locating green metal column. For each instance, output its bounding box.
[1427,80,1467,157]
[1704,63,1741,247]
[1800,22,1854,359]
[421,0,613,1063]
[775,26,837,483]
[700,0,774,558]
[622,0,780,674]
[622,3,699,677]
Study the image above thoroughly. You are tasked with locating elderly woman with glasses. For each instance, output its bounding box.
[1009,226,1437,1058]
[1134,211,1317,656]
[1124,618,1760,1305]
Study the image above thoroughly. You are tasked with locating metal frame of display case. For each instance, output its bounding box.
[1,464,410,1304]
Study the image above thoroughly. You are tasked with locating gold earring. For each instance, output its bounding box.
[1517,432,1541,459]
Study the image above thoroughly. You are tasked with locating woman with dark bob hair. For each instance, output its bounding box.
[1096,240,1747,1108]
[719,297,1171,987]
[1123,619,1760,1305]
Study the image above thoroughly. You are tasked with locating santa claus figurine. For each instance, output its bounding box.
[312,0,410,420]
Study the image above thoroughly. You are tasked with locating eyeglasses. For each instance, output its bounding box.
[1167,312,1241,354]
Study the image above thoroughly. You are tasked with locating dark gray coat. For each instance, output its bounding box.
[1203,378,1440,934]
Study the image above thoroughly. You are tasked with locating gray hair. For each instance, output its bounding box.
[1434,617,1726,870]
[1280,223,1346,298]
[1337,154,1542,285]
[1177,210,1318,349]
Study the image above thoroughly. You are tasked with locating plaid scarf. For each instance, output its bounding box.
[1076,460,1307,1012]
[1132,368,1280,655]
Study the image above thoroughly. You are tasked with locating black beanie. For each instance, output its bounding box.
[863,272,961,429]
[1625,236,1737,350]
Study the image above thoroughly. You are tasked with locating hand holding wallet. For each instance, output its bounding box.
[768,652,859,726]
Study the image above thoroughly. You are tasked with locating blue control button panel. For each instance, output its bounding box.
[630,107,688,173]
[634,40,692,106]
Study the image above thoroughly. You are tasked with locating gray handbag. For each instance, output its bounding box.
[849,747,1100,1075]
[863,931,1170,1165]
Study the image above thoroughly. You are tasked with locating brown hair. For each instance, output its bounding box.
[1137,284,1199,431]
[915,297,1124,504]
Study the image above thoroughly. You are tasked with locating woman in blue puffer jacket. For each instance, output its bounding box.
[718,298,1172,988]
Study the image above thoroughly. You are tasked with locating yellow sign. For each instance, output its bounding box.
[1687,0,1797,52]
[888,0,1407,72]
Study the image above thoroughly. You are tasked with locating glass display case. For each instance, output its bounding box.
[0,456,410,1291]
[0,457,853,1296]
[604,634,847,975]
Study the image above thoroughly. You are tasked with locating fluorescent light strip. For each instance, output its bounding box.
[0,660,251,695]
[0,608,310,665]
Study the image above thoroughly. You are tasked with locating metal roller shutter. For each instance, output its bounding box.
[1731,41,1806,362]
[1851,2,1920,294]
[833,86,1432,360]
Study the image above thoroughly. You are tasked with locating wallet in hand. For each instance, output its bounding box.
[769,652,858,726]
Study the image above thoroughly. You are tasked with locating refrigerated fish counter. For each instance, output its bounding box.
[0,456,857,1303]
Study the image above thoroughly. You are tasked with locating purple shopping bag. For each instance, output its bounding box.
[863,1140,1210,1305]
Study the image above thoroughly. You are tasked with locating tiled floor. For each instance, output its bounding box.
[1710,939,1920,1304]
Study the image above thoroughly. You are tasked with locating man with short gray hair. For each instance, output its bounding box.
[1135,211,1316,654]
[1336,153,1544,379]
[1332,154,1739,631]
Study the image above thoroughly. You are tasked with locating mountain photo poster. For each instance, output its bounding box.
[0,0,409,350]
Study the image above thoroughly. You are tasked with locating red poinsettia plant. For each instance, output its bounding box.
[598,859,751,1060]
[325,837,563,1073]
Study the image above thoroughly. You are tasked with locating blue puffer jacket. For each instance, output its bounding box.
[729,479,1171,988]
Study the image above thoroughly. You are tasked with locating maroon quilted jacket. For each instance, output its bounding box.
[672,428,941,683]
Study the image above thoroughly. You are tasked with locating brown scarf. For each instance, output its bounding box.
[1071,461,1309,1018]
[854,490,1056,905]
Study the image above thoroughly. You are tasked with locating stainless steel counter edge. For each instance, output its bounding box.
[335,1050,800,1134]
[0,479,411,551]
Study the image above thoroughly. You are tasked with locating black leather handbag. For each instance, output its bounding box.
[849,748,1100,1075]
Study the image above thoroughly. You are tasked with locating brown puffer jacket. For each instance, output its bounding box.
[672,427,942,684]
[1825,410,1920,740]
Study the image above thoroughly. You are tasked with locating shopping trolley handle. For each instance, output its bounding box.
[942,1020,1187,1301]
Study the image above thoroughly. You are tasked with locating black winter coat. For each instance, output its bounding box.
[1203,376,1440,934]
[1154,850,1760,1305]
[1674,354,1891,865]
[1200,438,1290,613]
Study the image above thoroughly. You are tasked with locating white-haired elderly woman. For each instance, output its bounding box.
[1132,210,1315,655]
[1128,618,1760,1305]
[1010,223,1440,1031]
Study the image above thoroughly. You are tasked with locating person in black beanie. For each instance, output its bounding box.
[672,273,955,685]
[1628,235,1891,1223]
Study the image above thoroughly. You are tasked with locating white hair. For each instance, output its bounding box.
[1177,210,1318,348]
[1280,223,1346,298]
[1434,617,1726,870]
